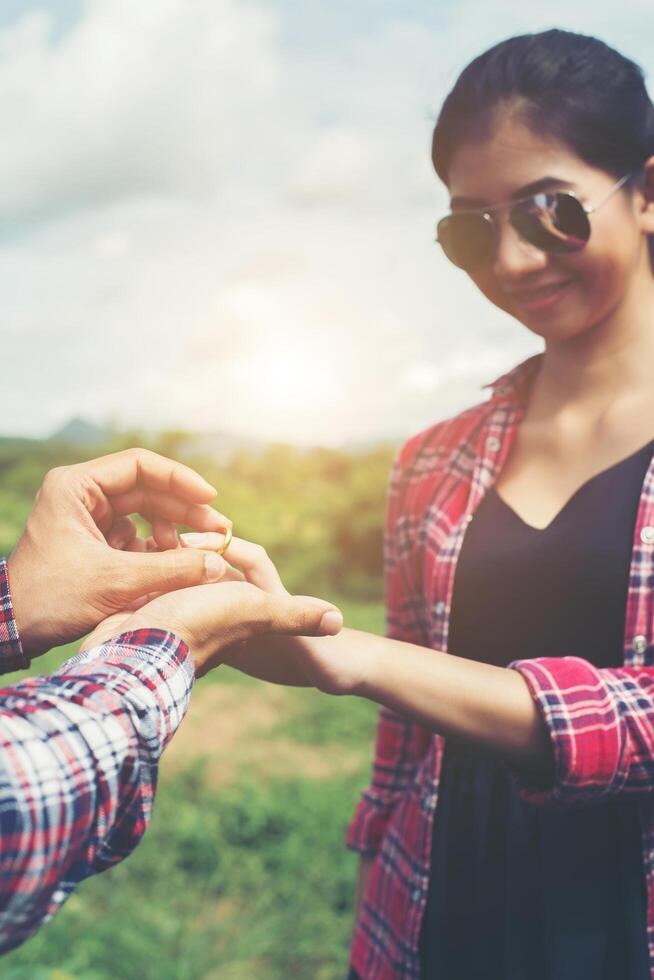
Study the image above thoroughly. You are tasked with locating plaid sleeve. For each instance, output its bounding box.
[347,449,431,855]
[0,559,29,674]
[510,656,654,806]
[0,628,194,954]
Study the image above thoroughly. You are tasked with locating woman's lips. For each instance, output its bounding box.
[508,280,572,312]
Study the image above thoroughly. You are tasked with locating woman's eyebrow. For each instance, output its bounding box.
[511,176,575,199]
[450,176,575,209]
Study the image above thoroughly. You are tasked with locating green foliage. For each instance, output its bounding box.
[3,764,368,979]
[0,433,394,602]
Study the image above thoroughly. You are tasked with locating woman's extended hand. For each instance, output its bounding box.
[81,533,344,678]
[207,536,378,695]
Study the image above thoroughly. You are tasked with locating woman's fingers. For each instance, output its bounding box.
[180,533,278,588]
[114,530,285,614]
[217,536,287,595]
[180,531,230,552]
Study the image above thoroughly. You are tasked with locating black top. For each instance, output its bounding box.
[418,439,654,980]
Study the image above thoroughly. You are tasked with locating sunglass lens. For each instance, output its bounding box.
[437,213,494,271]
[511,193,590,254]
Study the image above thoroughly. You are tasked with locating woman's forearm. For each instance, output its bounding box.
[351,630,554,779]
[287,628,555,780]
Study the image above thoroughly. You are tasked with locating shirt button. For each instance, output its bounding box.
[640,526,654,544]
[633,635,648,655]
[411,888,422,902]
[52,889,66,903]
[649,849,654,865]
[485,436,501,452]
[435,601,446,615]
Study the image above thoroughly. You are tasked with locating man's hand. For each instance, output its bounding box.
[7,448,232,658]
[81,577,344,678]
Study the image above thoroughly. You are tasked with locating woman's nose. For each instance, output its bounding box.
[492,218,549,280]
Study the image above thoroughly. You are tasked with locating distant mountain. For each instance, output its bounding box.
[45,417,392,459]
[47,417,268,461]
[49,418,110,446]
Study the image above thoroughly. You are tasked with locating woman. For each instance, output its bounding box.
[108,27,654,979]
[341,28,654,978]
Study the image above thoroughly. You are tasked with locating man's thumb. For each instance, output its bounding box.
[267,595,344,637]
[120,549,227,598]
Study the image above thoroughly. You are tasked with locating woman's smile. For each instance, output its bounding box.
[506,278,573,314]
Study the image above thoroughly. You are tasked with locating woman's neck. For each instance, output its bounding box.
[535,272,654,414]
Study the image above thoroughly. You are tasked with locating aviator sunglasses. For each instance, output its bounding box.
[435,174,632,272]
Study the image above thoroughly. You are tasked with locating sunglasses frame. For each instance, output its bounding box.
[435,173,632,272]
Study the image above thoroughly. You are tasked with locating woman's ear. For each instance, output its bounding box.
[637,156,654,234]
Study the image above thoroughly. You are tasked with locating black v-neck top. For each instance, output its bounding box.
[418,438,654,980]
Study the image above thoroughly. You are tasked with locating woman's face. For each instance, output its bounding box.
[446,113,651,343]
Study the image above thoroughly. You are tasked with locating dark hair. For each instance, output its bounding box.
[432,29,654,186]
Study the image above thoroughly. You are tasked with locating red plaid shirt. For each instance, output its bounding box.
[0,557,194,953]
[347,354,654,979]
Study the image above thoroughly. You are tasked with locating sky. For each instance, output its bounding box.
[1,0,653,446]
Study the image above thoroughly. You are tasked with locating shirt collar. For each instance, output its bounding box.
[483,353,543,406]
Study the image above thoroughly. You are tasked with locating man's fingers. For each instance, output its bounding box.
[110,490,231,531]
[82,449,218,503]
[117,547,229,599]
[152,517,179,551]
[106,517,138,550]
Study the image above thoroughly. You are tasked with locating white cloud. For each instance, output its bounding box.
[0,0,648,444]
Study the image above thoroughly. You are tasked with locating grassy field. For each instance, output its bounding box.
[2,601,384,980]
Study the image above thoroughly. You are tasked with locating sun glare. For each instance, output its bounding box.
[232,338,334,431]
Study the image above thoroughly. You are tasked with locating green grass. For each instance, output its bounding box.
[2,767,368,980]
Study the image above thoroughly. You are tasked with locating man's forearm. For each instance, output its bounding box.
[0,629,193,954]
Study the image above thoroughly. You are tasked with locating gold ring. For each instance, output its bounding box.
[216,524,233,556]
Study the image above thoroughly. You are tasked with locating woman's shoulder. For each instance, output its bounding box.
[394,353,542,479]
[394,398,492,476]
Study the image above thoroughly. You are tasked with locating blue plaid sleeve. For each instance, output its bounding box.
[0,628,194,954]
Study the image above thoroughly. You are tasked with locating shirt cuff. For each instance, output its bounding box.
[509,656,620,806]
[0,558,29,673]
[58,628,194,750]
